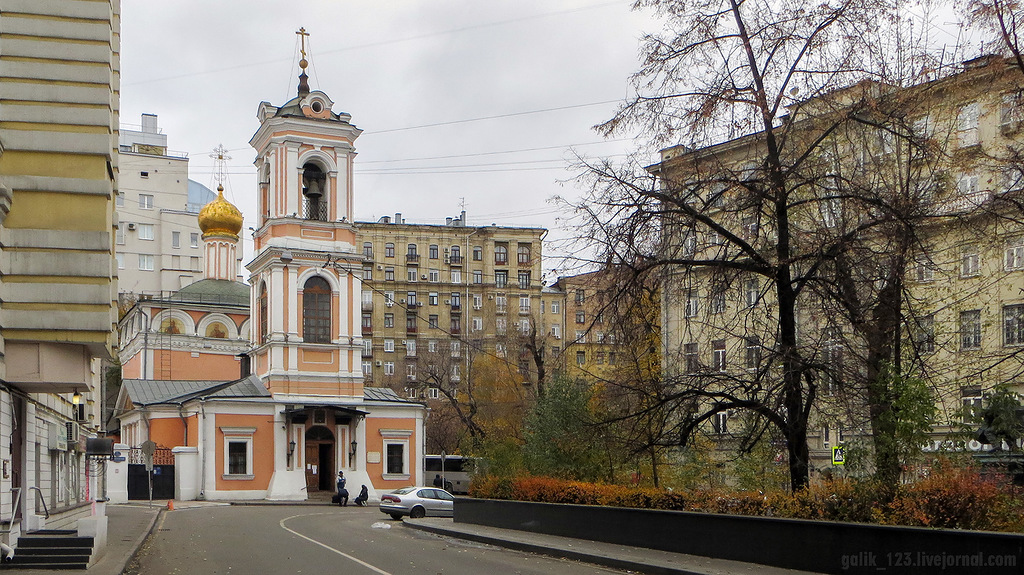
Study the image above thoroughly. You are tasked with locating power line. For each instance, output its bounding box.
[366,100,620,135]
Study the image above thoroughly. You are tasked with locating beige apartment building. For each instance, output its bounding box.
[355,213,548,404]
[652,56,1024,473]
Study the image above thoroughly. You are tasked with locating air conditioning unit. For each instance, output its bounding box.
[400,298,406,303]
[49,423,68,451]
[488,295,494,300]
[377,265,383,270]
[67,422,81,443]
[127,222,137,231]
[375,361,382,367]
[417,302,424,307]
[443,257,450,264]
[444,300,450,305]
[421,274,428,280]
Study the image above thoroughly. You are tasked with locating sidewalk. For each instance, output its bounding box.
[406,517,824,575]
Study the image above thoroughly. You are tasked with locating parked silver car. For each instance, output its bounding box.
[379,486,455,520]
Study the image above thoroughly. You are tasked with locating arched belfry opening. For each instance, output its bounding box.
[302,162,327,221]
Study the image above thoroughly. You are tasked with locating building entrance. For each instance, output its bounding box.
[304,426,335,492]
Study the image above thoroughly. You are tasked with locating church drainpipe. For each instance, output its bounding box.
[198,398,207,499]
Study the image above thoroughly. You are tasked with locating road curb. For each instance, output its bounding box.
[403,520,708,575]
[117,508,163,575]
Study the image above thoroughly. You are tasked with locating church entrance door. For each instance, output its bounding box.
[304,426,335,492]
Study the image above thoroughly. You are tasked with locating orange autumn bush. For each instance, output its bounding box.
[469,466,1024,532]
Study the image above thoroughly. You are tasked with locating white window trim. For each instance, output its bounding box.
[379,429,412,480]
[221,426,256,480]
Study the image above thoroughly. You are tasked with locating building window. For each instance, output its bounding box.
[451,269,462,284]
[519,296,531,313]
[473,294,482,309]
[429,315,439,329]
[190,233,199,248]
[172,231,180,248]
[259,284,268,342]
[451,245,461,261]
[913,314,935,353]
[495,244,508,265]
[744,279,759,308]
[116,253,125,269]
[407,314,418,332]
[429,244,439,259]
[712,339,726,371]
[551,324,561,339]
[496,318,507,334]
[302,276,332,344]
[957,102,979,147]
[712,412,728,435]
[363,242,373,258]
[384,441,407,476]
[1004,304,1024,345]
[575,330,586,343]
[684,343,699,373]
[385,267,395,281]
[116,223,125,245]
[429,269,439,282]
[451,364,461,381]
[596,351,605,365]
[406,364,416,381]
[576,351,586,366]
[473,270,483,284]
[961,386,983,424]
[116,192,125,207]
[451,341,461,357]
[961,245,980,277]
[428,340,438,353]
[518,244,531,265]
[685,292,699,318]
[519,318,530,334]
[384,313,394,328]
[384,362,395,375]
[362,312,372,331]
[428,292,438,306]
[427,387,439,399]
[407,243,418,257]
[220,427,255,479]
[363,339,373,356]
[518,271,530,289]
[139,254,154,271]
[137,223,154,241]
[915,255,935,282]
[190,256,199,271]
[741,215,758,241]
[450,314,461,333]
[385,243,395,258]
[406,269,416,282]
[745,337,760,370]
[1006,238,1024,271]
[363,265,373,280]
[139,194,154,209]
[451,292,461,309]
[551,301,560,314]
[961,310,982,350]
[575,289,585,304]
[473,246,482,261]
[362,360,372,375]
[710,289,726,314]
[576,311,586,324]
[407,292,418,307]
[494,271,507,288]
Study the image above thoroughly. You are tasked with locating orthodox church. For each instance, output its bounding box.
[113,42,426,501]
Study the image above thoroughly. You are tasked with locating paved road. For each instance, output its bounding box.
[126,505,629,575]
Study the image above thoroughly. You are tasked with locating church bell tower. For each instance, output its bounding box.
[246,29,365,399]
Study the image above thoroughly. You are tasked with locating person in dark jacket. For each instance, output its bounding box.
[336,471,348,506]
[354,485,369,506]
[433,474,444,488]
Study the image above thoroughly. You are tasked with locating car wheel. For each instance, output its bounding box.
[410,506,426,519]
[390,513,404,521]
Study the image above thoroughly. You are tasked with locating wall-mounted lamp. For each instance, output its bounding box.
[288,440,297,465]
[72,389,82,405]
[349,440,358,458]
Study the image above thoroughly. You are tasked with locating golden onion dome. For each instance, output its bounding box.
[198,185,243,240]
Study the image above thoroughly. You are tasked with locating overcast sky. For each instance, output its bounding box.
[119,1,658,281]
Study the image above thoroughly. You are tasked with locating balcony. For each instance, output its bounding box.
[406,253,420,264]
[447,255,463,265]
[362,324,373,336]
[362,300,373,311]
[450,302,462,311]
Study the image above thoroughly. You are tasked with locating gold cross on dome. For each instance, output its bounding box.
[296,27,309,62]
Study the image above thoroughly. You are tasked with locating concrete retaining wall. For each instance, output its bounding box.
[454,498,1024,574]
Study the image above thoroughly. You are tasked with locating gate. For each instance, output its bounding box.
[127,447,175,500]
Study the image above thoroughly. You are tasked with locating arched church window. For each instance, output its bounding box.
[258,283,268,343]
[206,322,228,339]
[303,276,332,344]
[302,163,328,221]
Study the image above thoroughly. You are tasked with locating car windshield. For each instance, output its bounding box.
[391,487,417,495]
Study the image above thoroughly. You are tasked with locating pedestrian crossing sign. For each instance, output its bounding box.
[831,445,846,466]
